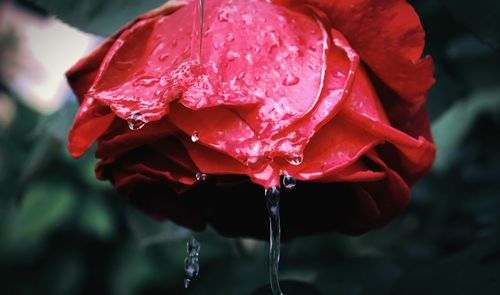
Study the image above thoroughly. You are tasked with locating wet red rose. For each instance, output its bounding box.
[67,0,435,240]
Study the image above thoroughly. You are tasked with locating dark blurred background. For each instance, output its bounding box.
[1,0,500,294]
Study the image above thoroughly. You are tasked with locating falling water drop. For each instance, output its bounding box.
[191,131,200,142]
[282,175,296,189]
[183,236,201,288]
[265,187,284,295]
[127,112,146,130]
[196,172,207,181]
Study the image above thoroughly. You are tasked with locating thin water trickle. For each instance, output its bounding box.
[184,237,201,288]
[265,187,284,295]
[192,0,205,63]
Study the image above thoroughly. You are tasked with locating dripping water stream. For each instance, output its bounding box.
[266,187,284,295]
[192,0,205,63]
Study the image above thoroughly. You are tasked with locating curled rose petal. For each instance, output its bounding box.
[67,0,436,240]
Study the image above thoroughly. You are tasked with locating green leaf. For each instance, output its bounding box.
[8,182,75,247]
[32,0,169,36]
[127,206,191,247]
[441,0,500,48]
[432,87,500,172]
[391,237,500,295]
[78,195,115,239]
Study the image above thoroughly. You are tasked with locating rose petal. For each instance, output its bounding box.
[287,111,381,180]
[66,1,185,104]
[317,158,386,183]
[67,99,115,158]
[96,117,179,164]
[109,143,197,187]
[269,28,359,158]
[81,3,196,122]
[275,0,435,104]
[182,0,327,139]
[342,108,435,180]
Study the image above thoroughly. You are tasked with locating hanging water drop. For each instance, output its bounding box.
[265,187,284,295]
[184,236,201,288]
[127,112,146,131]
[282,175,296,189]
[196,172,207,181]
[286,155,303,166]
[191,131,200,142]
[282,73,300,86]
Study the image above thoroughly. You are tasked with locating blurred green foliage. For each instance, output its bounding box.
[1,0,500,294]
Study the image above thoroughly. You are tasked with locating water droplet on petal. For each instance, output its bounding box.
[159,76,168,87]
[159,53,169,61]
[237,72,246,80]
[282,175,296,189]
[227,51,240,61]
[218,9,231,22]
[196,172,207,181]
[287,155,303,166]
[127,113,146,130]
[132,77,159,87]
[191,131,200,142]
[282,73,300,86]
[226,33,235,42]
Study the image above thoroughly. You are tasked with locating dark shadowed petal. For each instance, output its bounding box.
[96,117,179,164]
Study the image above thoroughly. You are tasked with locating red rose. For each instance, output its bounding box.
[67,0,435,240]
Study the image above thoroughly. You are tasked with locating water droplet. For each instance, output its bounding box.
[183,237,201,288]
[237,72,246,80]
[196,172,207,181]
[191,131,200,142]
[282,73,300,86]
[265,187,283,295]
[132,77,159,87]
[218,8,231,22]
[227,51,240,61]
[287,155,303,166]
[226,33,235,42]
[282,175,296,189]
[159,53,169,61]
[159,76,168,87]
[127,113,146,131]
